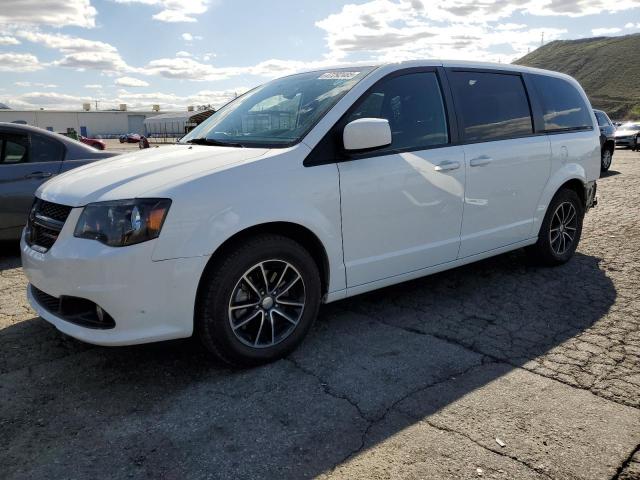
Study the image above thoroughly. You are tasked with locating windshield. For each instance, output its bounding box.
[180,67,374,148]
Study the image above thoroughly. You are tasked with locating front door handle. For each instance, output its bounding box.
[25,171,53,179]
[434,160,461,172]
[469,155,493,167]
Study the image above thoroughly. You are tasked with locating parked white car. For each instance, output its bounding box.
[22,60,600,366]
[614,122,640,147]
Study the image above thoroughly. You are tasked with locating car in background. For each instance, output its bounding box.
[614,122,640,147]
[80,136,106,150]
[119,133,141,143]
[0,123,119,241]
[594,109,615,171]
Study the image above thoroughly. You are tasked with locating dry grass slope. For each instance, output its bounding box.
[515,33,640,120]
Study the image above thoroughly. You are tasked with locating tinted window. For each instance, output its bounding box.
[346,72,449,152]
[449,71,533,142]
[530,75,592,132]
[594,111,609,127]
[30,134,64,163]
[0,134,28,164]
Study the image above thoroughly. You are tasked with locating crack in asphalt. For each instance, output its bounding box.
[358,306,640,412]
[421,418,557,480]
[286,352,513,475]
[288,351,557,479]
[612,443,640,480]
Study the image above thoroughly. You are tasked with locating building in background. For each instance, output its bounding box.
[143,109,216,140]
[0,108,166,138]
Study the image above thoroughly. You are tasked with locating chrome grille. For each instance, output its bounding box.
[26,199,72,252]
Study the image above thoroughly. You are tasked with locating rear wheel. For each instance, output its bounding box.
[601,147,612,171]
[526,188,584,266]
[196,234,321,367]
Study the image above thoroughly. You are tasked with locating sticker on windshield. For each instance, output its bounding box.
[318,71,361,80]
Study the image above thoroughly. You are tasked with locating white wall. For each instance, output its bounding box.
[0,111,165,137]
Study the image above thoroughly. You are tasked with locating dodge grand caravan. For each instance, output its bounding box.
[22,61,599,366]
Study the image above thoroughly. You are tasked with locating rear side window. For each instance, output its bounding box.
[0,134,28,164]
[30,134,64,163]
[449,71,533,142]
[530,75,592,132]
[594,111,610,127]
[346,71,449,152]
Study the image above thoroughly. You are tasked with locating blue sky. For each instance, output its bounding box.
[1,0,639,111]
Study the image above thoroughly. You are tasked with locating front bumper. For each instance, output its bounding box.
[21,208,209,346]
[615,136,635,146]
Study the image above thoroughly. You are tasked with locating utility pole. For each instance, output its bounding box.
[541,32,545,46]
[94,100,99,111]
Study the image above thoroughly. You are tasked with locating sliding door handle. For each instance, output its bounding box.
[469,155,493,167]
[25,171,53,179]
[434,160,461,172]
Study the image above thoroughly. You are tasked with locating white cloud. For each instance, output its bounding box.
[17,31,117,54]
[143,57,235,81]
[55,51,131,73]
[624,22,640,28]
[182,32,203,42]
[592,27,622,35]
[115,87,245,110]
[0,53,43,72]
[140,55,346,82]
[175,50,193,57]
[15,30,133,74]
[0,0,97,28]
[314,0,595,63]
[0,35,20,45]
[114,0,211,23]
[0,91,92,110]
[1,87,246,111]
[115,76,150,87]
[15,81,57,88]
[84,84,103,89]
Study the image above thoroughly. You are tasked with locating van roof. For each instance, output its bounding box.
[386,59,572,80]
[313,60,574,82]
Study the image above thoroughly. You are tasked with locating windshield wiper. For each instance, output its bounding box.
[186,138,244,148]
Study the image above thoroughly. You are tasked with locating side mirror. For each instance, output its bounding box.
[343,118,392,152]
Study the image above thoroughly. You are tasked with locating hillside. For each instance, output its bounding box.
[515,34,640,119]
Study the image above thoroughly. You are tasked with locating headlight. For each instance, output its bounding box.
[74,199,171,247]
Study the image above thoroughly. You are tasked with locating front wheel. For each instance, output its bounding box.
[196,234,321,367]
[526,188,584,266]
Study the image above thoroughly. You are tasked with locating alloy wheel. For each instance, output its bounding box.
[602,150,612,169]
[549,201,578,255]
[228,260,306,348]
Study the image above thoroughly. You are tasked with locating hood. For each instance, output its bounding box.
[38,144,268,206]
[615,129,639,137]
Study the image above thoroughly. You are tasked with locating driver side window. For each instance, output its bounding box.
[346,72,449,153]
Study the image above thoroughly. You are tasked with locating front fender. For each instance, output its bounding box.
[150,147,346,294]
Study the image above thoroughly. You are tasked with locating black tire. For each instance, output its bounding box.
[526,188,584,266]
[196,234,321,367]
[600,147,612,172]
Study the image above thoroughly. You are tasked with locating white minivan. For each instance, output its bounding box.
[22,61,599,366]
